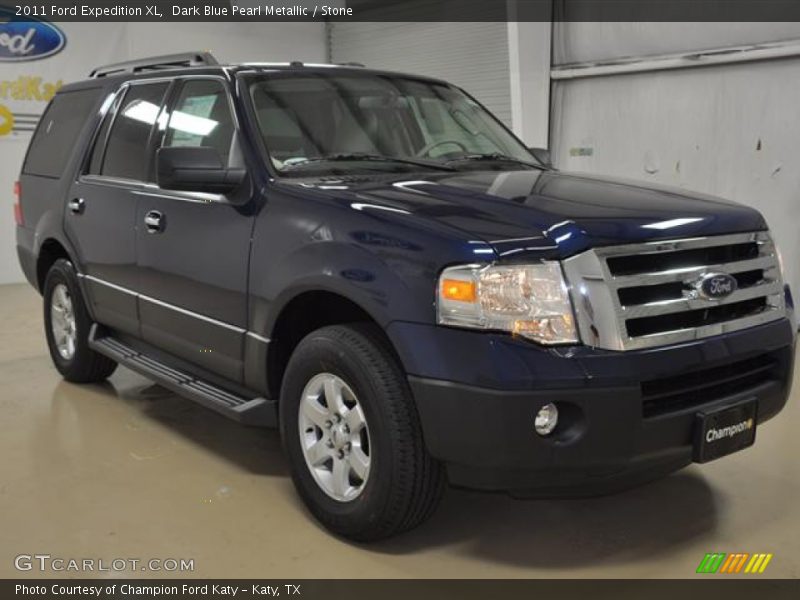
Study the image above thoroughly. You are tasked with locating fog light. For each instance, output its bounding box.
[534,403,559,436]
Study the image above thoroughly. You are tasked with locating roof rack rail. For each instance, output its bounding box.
[89,52,219,78]
[337,62,366,68]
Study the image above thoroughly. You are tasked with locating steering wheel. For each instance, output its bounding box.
[415,139,468,158]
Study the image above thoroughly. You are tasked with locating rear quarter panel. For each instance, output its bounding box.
[17,81,113,291]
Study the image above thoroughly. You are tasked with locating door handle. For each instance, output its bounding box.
[144,210,164,234]
[68,198,85,215]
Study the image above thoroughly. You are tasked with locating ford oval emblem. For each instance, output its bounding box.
[0,9,66,62]
[697,272,738,300]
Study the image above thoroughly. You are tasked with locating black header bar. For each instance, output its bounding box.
[5,0,800,22]
[3,579,800,600]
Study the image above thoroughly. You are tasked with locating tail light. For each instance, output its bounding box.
[13,180,23,227]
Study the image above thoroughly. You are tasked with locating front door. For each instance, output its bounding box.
[135,78,253,383]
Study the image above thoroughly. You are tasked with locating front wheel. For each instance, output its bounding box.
[280,324,445,542]
[43,259,117,383]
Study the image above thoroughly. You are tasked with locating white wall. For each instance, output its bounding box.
[507,20,551,147]
[553,22,800,65]
[0,21,326,284]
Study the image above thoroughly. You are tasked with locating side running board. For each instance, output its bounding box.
[88,325,277,427]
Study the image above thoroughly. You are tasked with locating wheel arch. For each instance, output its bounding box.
[265,287,402,401]
[36,237,74,292]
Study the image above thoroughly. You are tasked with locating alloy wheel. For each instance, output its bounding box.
[50,283,77,361]
[298,373,371,502]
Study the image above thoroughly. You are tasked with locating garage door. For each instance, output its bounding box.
[329,21,513,127]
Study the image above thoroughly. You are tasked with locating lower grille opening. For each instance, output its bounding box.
[626,297,768,338]
[641,354,778,418]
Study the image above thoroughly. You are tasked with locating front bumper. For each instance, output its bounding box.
[389,315,796,495]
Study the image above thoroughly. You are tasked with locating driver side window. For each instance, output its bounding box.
[162,80,235,165]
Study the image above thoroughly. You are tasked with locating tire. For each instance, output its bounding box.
[280,323,445,542]
[43,259,117,383]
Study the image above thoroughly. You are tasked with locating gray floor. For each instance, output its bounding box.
[1,282,798,578]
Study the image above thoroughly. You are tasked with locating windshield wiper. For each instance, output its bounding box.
[284,153,456,171]
[445,153,545,169]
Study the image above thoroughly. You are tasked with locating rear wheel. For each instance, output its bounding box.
[43,259,117,383]
[280,323,445,541]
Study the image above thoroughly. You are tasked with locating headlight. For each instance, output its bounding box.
[437,262,578,345]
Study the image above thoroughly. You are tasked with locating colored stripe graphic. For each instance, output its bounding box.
[697,553,726,574]
[734,553,750,573]
[744,553,773,574]
[719,553,749,573]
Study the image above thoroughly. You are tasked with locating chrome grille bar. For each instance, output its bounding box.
[621,280,784,319]
[609,256,778,287]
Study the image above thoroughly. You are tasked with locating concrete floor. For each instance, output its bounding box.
[1,281,798,579]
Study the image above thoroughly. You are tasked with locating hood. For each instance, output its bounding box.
[282,169,766,260]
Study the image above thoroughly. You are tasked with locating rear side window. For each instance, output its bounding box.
[101,82,169,181]
[23,88,102,178]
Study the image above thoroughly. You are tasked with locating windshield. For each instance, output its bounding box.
[246,72,541,174]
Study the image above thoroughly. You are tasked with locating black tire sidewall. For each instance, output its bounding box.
[43,260,95,379]
[280,329,401,536]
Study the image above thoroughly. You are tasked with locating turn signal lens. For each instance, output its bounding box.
[441,278,476,302]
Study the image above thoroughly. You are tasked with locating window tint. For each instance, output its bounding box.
[163,80,235,164]
[23,88,102,178]
[102,82,169,181]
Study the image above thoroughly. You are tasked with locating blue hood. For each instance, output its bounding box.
[282,168,767,260]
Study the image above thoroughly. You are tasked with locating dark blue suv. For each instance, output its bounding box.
[15,52,796,541]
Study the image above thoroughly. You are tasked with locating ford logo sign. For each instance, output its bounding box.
[0,9,66,62]
[696,273,738,300]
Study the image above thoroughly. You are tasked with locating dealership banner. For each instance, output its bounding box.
[0,17,130,141]
[0,8,67,138]
[4,0,800,22]
[3,579,800,599]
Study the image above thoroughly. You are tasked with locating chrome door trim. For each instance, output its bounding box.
[80,274,266,339]
[246,331,271,344]
[81,273,138,296]
[139,294,246,334]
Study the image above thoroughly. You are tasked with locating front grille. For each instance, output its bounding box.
[641,354,779,418]
[562,231,786,351]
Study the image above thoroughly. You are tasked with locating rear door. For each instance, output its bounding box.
[65,81,170,337]
[134,77,254,383]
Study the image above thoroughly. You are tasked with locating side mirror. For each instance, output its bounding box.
[529,147,552,168]
[157,146,245,194]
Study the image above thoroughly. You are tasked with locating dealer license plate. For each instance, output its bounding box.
[693,399,757,463]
